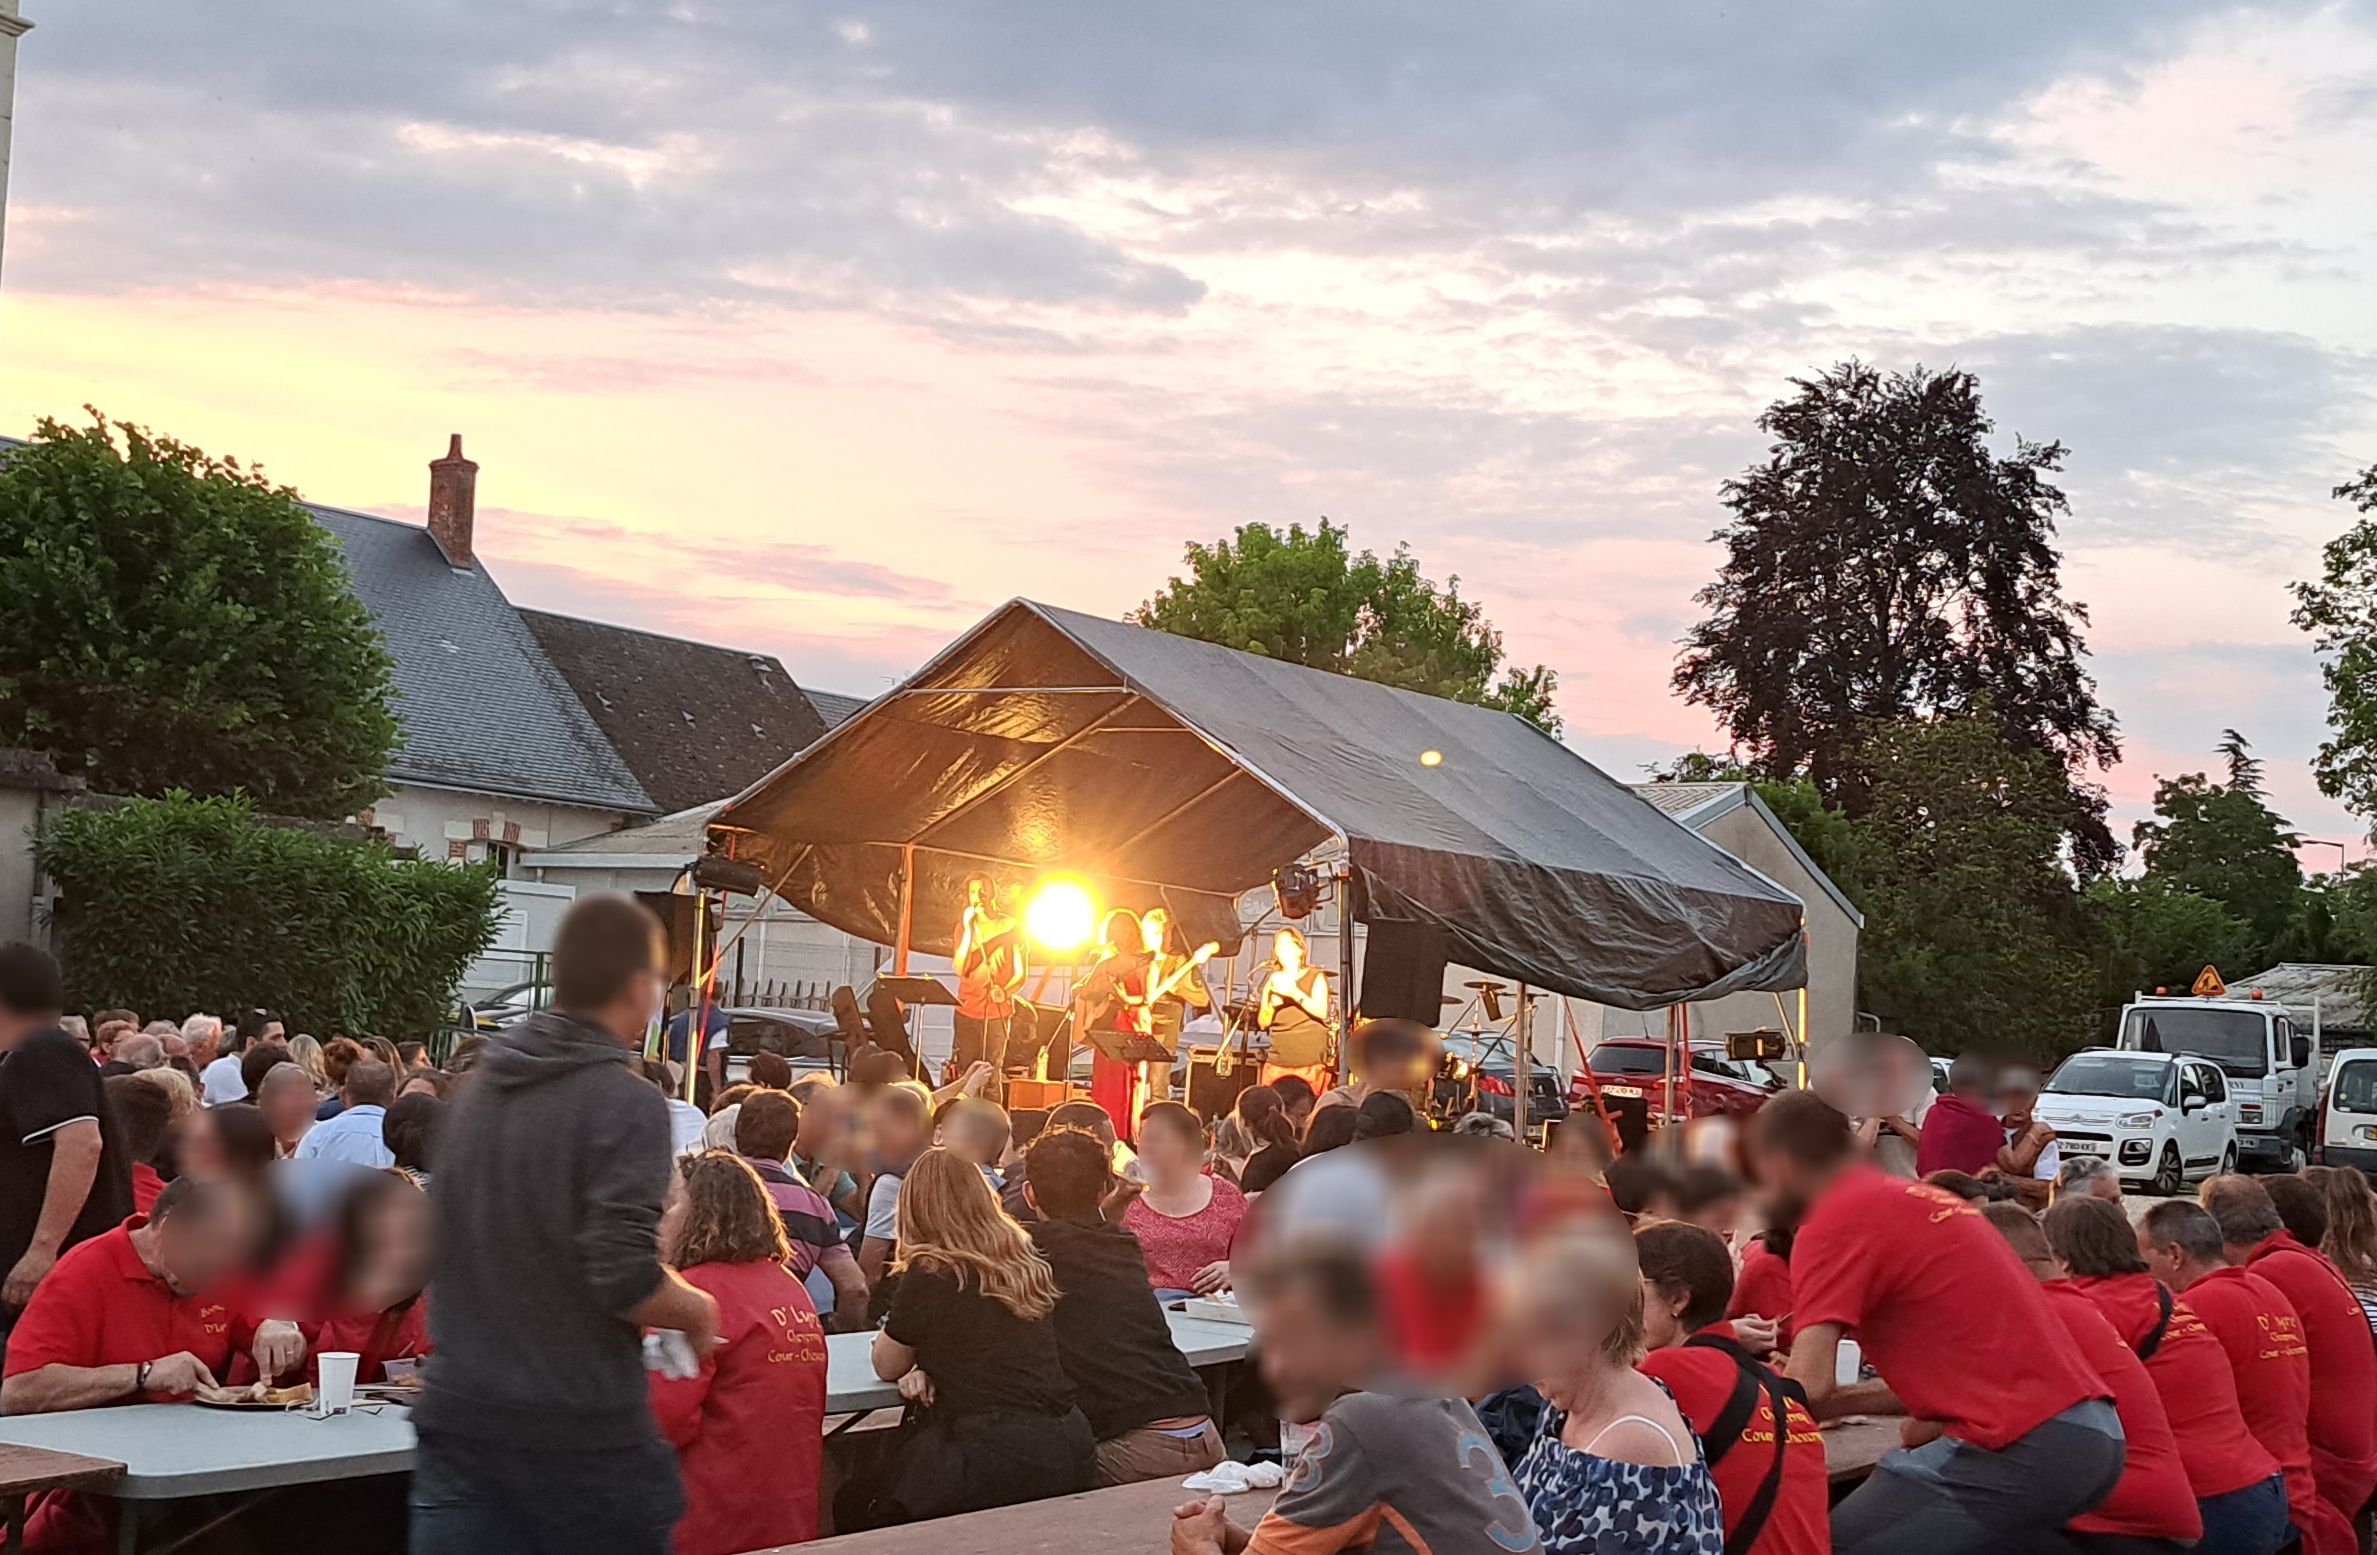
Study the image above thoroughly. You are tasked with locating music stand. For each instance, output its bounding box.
[1084,1030,1176,1066]
[877,976,959,1007]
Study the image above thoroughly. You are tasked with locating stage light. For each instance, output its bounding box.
[1419,749,1444,767]
[1026,875,1097,952]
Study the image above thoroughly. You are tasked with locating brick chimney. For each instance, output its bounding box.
[426,434,478,569]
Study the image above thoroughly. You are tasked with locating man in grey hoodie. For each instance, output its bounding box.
[411,894,718,1555]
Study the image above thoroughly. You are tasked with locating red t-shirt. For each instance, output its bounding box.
[2040,1281,2199,1542]
[1913,1093,2002,1176]
[2,1219,256,1554]
[1123,1177,1249,1291]
[2185,1265,2332,1553]
[649,1259,827,1555]
[2068,1273,2275,1498]
[1639,1323,1829,1555]
[1376,1249,1486,1375]
[2243,1232,2377,1517]
[1729,1237,1796,1344]
[1792,1167,2101,1450]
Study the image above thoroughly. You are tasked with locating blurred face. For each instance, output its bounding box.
[2137,1224,2185,1285]
[870,1098,927,1166]
[1275,932,1304,970]
[1255,1283,1375,1424]
[177,1111,228,1183]
[1748,1144,1817,1233]
[1685,1194,1744,1242]
[1140,913,1167,954]
[153,1195,260,1296]
[354,1189,433,1304]
[1141,1118,1204,1179]
[796,1085,846,1149]
[259,1079,315,1142]
[1998,1073,2040,1124]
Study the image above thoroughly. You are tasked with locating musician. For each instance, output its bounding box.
[1256,927,1333,1092]
[1080,910,1216,1144]
[952,874,1028,1076]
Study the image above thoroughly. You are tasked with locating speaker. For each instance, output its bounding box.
[1359,920,1453,1024]
[1186,1046,1260,1120]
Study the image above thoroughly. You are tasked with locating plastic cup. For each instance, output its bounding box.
[1834,1338,1863,1388]
[318,1351,361,1413]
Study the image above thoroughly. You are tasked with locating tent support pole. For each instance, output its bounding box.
[1515,984,1531,1143]
[682,889,709,1105]
[1797,981,1809,1088]
[1335,869,1357,1082]
[895,843,916,977]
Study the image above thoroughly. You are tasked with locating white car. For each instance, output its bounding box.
[2035,1048,2239,1196]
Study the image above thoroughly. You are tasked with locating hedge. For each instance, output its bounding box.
[34,793,504,1041]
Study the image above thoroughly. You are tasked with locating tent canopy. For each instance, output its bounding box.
[709,600,1806,1010]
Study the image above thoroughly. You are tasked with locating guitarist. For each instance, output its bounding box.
[1083,909,1215,1143]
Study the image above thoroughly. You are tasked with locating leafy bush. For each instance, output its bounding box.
[35,794,503,1040]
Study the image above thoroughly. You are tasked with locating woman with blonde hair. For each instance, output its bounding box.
[1505,1221,1722,1553]
[2306,1164,2377,1329]
[869,1147,1094,1520]
[650,1152,827,1553]
[286,1033,329,1094]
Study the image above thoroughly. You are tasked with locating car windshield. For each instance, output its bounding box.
[2047,1054,2170,1102]
[1443,1033,1515,1069]
[1588,1044,1666,1076]
[2334,1060,2377,1116]
[2124,1006,2270,1077]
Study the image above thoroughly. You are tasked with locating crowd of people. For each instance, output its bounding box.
[15,908,2377,1555]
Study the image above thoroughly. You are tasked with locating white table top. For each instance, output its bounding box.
[0,1313,1253,1502]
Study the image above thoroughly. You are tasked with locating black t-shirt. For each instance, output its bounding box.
[1027,1217,1210,1439]
[1240,1142,1299,1194]
[0,1028,133,1281]
[882,1265,1077,1419]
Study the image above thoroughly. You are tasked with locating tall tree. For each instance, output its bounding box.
[2291,463,2377,824]
[1135,518,1561,732]
[2130,730,2301,956]
[1846,713,2095,1059]
[0,412,399,817]
[1674,361,2121,873]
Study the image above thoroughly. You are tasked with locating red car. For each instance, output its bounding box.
[1573,1038,1785,1122]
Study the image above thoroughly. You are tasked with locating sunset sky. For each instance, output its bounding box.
[5,2,2375,858]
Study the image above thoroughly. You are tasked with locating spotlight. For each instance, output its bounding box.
[1419,749,1444,768]
[1026,875,1097,953]
[1272,863,1324,921]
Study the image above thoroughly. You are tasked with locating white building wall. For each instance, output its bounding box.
[361,783,627,869]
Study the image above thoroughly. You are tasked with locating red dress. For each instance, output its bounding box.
[649,1259,828,1555]
[1088,953,1155,1143]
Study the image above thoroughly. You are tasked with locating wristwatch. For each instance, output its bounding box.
[135,1360,152,1393]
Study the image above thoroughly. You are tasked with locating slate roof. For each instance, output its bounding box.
[521,611,827,815]
[525,801,725,866]
[306,505,653,814]
[804,689,870,730]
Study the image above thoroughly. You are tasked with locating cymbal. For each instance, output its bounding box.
[1462,980,1509,992]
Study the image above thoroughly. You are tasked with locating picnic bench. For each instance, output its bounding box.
[0,1444,125,1554]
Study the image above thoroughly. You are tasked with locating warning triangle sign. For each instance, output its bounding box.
[2191,965,2226,998]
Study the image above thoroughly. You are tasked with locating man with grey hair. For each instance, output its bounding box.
[254,1064,317,1160]
[107,1033,165,1074]
[179,1015,222,1072]
[2053,1154,2120,1206]
[2141,1197,2335,1554]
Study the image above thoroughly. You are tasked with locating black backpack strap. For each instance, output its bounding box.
[1683,1333,1801,1555]
[2134,1282,2174,1362]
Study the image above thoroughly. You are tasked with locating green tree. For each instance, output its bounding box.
[1674,362,2121,874]
[1844,713,2095,1059]
[2087,876,2259,1016]
[35,794,502,1040]
[2292,463,2377,823]
[1135,518,1561,733]
[0,411,399,817]
[2130,730,2301,957]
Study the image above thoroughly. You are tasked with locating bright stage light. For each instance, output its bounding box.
[1419,749,1444,767]
[1026,876,1098,952]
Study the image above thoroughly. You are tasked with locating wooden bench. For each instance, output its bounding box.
[0,1444,126,1554]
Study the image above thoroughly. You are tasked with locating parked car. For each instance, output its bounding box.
[2314,1046,2377,1173]
[714,1007,844,1085]
[2035,1048,2238,1196]
[456,978,554,1031]
[1573,1038,1782,1122]
[1439,1031,1569,1128]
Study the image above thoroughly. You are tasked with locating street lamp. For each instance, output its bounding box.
[2302,839,2351,876]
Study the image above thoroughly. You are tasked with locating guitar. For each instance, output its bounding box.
[1140,942,1221,1009]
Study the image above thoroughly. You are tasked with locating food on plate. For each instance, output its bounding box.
[194,1380,317,1407]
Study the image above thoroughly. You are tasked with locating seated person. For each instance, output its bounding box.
[1020,1126,1222,1485]
[935,1095,1013,1179]
[733,1090,866,1324]
[306,1170,433,1384]
[857,1081,934,1304]
[2,1179,307,1548]
[1171,1241,1543,1554]
[1125,1103,1247,1301]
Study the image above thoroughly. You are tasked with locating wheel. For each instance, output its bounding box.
[2219,1143,2237,1178]
[2151,1142,2183,1197]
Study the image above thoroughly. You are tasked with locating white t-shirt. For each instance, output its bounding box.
[200,1053,249,1106]
[665,1099,707,1157]
[864,1172,902,1241]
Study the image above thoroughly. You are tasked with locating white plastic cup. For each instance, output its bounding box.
[1835,1338,1863,1388]
[318,1351,360,1414]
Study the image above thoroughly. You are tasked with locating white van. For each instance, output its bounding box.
[2317,1046,2377,1174]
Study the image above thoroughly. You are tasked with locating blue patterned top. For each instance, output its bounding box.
[1512,1389,1725,1555]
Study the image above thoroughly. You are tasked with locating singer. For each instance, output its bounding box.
[1255,926,1333,1091]
[952,873,1028,1076]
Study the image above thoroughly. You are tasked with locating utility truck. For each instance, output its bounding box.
[2113,967,2320,1172]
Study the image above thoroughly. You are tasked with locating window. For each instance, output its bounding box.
[2193,1066,2226,1104]
[2334,1061,2377,1117]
